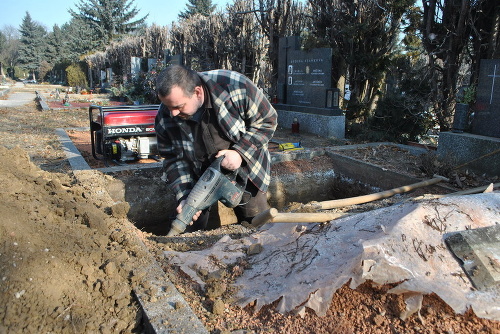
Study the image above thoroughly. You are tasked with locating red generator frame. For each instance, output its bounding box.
[89,104,160,165]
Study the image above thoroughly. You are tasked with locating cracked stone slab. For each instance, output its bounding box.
[445,224,500,290]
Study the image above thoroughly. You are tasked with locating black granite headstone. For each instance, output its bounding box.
[286,48,333,108]
[277,36,300,104]
[471,59,500,138]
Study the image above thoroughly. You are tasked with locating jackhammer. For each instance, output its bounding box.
[167,155,247,237]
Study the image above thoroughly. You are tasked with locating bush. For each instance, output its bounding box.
[419,151,456,178]
[125,61,166,104]
[13,66,28,80]
[109,85,131,101]
[65,63,88,88]
[358,95,434,143]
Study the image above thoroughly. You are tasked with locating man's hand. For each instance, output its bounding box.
[177,200,202,225]
[216,149,242,171]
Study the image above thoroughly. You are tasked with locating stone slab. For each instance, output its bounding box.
[276,109,345,139]
[56,128,92,171]
[133,261,209,334]
[36,91,50,110]
[445,224,500,290]
[437,131,500,177]
[324,151,447,193]
[273,103,342,116]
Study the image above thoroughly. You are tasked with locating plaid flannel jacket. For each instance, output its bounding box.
[154,69,278,202]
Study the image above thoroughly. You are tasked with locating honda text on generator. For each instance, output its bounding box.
[89,105,160,165]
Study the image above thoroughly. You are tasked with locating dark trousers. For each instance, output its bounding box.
[186,181,269,232]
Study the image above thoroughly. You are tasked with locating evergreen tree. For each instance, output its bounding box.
[44,25,65,66]
[179,0,216,20]
[61,18,102,62]
[17,12,47,80]
[69,0,148,46]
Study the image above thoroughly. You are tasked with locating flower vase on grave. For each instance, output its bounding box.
[291,117,300,135]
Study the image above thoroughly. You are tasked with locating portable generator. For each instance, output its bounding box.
[89,104,160,165]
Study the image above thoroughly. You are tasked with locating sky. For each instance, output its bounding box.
[1,0,229,31]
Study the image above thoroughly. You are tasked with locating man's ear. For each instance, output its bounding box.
[194,86,204,99]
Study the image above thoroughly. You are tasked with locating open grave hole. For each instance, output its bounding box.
[100,156,396,236]
[64,125,451,240]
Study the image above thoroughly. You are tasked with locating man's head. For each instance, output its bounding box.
[156,64,204,119]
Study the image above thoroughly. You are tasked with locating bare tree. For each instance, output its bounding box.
[140,24,170,60]
[308,0,413,120]
[420,0,500,131]
[421,0,474,130]
[224,0,266,80]
[0,25,20,78]
[469,1,500,84]
[251,0,308,94]
[170,13,225,71]
[84,25,170,82]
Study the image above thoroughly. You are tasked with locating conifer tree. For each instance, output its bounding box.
[179,0,216,20]
[44,25,65,66]
[61,18,103,62]
[17,12,47,81]
[69,0,148,46]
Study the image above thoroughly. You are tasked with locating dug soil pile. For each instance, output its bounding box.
[0,146,147,333]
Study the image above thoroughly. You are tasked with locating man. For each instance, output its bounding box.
[154,64,277,233]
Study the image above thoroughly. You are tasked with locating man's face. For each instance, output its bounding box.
[158,85,203,120]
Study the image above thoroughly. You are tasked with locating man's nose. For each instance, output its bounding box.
[170,109,180,117]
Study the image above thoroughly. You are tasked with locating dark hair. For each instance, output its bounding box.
[156,64,202,97]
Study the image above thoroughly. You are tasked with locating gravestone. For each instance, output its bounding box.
[131,57,142,78]
[148,58,157,71]
[276,36,341,116]
[275,36,345,138]
[437,58,500,177]
[445,224,500,290]
[106,68,113,84]
[286,48,333,108]
[164,49,183,66]
[471,59,500,138]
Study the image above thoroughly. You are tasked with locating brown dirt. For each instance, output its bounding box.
[0,146,148,333]
[0,85,499,333]
[47,99,127,110]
